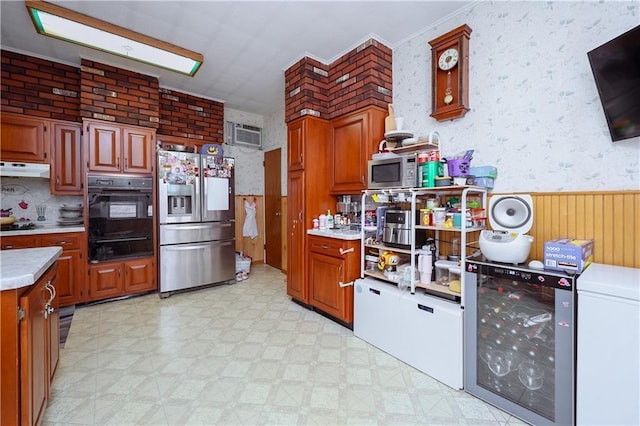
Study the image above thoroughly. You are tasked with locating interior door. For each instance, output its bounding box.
[264,148,282,270]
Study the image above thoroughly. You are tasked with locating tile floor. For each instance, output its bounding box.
[43,264,526,425]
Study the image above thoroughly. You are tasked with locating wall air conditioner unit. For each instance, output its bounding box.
[226,121,262,149]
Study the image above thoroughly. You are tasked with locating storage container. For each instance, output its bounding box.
[469,165,498,178]
[435,259,458,285]
[474,177,495,188]
[447,158,471,176]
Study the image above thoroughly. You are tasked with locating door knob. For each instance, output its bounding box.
[275,212,281,216]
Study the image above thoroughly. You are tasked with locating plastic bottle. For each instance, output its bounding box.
[326,210,334,229]
[319,214,327,230]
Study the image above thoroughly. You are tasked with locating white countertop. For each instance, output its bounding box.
[307,228,361,240]
[0,247,62,291]
[0,225,85,237]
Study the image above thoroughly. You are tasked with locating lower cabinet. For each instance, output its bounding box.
[307,235,360,324]
[40,233,86,306]
[89,257,155,301]
[0,262,59,426]
[2,233,87,307]
[354,277,463,389]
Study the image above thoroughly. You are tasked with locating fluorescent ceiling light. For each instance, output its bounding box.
[26,1,203,76]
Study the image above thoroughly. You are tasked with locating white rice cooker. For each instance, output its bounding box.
[479,194,534,264]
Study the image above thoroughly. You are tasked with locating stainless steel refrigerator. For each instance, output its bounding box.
[157,149,236,296]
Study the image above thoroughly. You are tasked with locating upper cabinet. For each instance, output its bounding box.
[329,106,386,194]
[0,113,49,163]
[85,120,154,175]
[287,119,305,171]
[50,122,82,194]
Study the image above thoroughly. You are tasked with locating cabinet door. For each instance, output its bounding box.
[286,170,307,302]
[330,112,368,193]
[287,119,304,170]
[19,278,48,426]
[51,123,82,194]
[0,114,48,163]
[40,233,85,306]
[309,251,347,321]
[89,262,124,300]
[46,268,60,384]
[87,122,121,172]
[123,257,155,293]
[51,249,83,307]
[123,128,153,174]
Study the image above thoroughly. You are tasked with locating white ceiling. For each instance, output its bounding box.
[0,1,471,115]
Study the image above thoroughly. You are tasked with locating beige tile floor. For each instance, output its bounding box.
[44,264,526,425]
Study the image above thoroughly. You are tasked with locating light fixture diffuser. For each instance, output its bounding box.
[26,1,203,76]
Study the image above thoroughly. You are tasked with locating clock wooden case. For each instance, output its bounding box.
[429,24,472,121]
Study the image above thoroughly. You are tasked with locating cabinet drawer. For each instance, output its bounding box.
[40,233,82,250]
[0,235,40,250]
[309,236,352,256]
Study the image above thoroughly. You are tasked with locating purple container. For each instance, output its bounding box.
[447,158,471,176]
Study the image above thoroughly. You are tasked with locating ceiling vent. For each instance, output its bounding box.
[226,121,262,149]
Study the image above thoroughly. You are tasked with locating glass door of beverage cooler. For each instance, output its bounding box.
[464,260,575,426]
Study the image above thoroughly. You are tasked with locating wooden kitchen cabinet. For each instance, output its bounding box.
[157,134,203,154]
[329,106,386,194]
[123,257,155,293]
[89,256,155,301]
[0,113,49,163]
[50,122,82,194]
[286,116,334,304]
[2,233,87,307]
[40,233,86,306]
[1,262,59,426]
[85,119,155,175]
[308,235,359,324]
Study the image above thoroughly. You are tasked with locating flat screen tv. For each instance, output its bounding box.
[587,25,640,142]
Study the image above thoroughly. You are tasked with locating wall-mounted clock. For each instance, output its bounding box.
[429,24,472,121]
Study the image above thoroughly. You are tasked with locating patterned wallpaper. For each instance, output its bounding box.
[224,108,266,195]
[392,1,639,192]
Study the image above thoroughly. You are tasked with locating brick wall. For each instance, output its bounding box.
[328,39,392,117]
[158,88,224,143]
[284,38,392,123]
[80,59,160,128]
[1,50,80,122]
[284,57,329,123]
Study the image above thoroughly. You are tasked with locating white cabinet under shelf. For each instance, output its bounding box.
[354,277,463,389]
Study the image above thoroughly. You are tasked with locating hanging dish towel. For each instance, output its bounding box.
[242,199,258,239]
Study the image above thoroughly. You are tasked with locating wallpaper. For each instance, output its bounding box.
[392,0,639,192]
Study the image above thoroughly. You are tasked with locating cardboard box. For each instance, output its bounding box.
[543,238,594,273]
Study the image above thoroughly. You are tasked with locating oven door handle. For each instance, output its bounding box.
[95,236,151,244]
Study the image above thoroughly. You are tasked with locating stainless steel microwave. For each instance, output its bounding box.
[367,155,417,189]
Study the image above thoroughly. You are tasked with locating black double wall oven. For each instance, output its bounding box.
[88,175,153,263]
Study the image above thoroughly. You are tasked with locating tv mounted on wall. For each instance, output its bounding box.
[587,25,640,142]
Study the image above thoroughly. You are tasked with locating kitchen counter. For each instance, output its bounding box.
[307,228,361,240]
[0,247,62,291]
[0,224,85,237]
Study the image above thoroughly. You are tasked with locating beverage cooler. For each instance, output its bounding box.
[464,259,576,425]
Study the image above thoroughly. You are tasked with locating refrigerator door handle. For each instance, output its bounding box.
[166,223,233,231]
[164,240,233,251]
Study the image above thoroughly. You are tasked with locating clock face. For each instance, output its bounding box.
[438,48,459,71]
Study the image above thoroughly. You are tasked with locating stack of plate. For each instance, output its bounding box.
[58,204,83,226]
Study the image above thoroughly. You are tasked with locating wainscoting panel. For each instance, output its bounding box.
[234,195,264,264]
[516,191,639,269]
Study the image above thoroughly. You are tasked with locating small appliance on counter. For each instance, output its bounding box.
[479,194,534,264]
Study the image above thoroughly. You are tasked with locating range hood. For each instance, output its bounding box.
[0,162,50,178]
